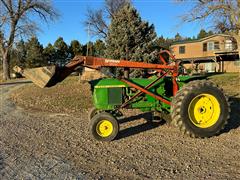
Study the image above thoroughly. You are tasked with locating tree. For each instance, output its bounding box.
[181,0,240,57]
[85,0,131,38]
[82,41,94,56]
[197,29,208,39]
[14,39,27,67]
[43,43,56,64]
[94,40,106,57]
[69,40,82,58]
[197,29,214,39]
[105,4,157,77]
[0,0,58,80]
[53,37,69,66]
[154,35,172,49]
[25,36,46,68]
[208,30,214,36]
[174,33,183,41]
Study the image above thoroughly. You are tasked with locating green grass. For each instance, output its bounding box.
[208,73,240,97]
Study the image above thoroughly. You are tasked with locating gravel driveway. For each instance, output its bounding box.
[0,83,240,179]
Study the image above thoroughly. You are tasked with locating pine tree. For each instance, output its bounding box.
[105,4,157,77]
[54,37,69,66]
[94,40,106,57]
[25,37,46,68]
[82,41,94,56]
[207,30,214,36]
[154,35,171,49]
[12,39,27,67]
[174,33,183,41]
[69,40,82,58]
[197,29,208,39]
[43,43,56,65]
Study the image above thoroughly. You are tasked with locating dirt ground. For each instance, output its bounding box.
[0,74,240,179]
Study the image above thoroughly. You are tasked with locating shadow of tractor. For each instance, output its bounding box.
[117,97,240,139]
[0,152,5,178]
[117,112,166,140]
[222,96,240,133]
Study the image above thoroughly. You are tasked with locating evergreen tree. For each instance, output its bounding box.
[197,29,215,39]
[197,29,208,39]
[207,30,214,36]
[82,44,87,56]
[69,40,82,58]
[12,40,27,67]
[154,35,171,49]
[54,37,69,66]
[94,40,106,57]
[43,43,56,64]
[25,37,46,68]
[105,4,157,77]
[82,41,94,56]
[174,33,183,41]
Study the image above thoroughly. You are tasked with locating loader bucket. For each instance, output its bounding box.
[13,66,58,88]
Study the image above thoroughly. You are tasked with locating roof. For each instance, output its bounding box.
[171,34,231,45]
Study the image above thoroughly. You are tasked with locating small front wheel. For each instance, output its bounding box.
[88,107,100,120]
[89,112,119,141]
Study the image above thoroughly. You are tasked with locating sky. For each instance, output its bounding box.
[37,0,208,47]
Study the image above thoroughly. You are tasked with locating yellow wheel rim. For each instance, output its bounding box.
[96,120,113,137]
[188,94,220,128]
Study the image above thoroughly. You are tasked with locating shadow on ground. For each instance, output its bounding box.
[117,96,240,139]
[222,97,240,133]
[0,80,32,86]
[117,112,166,140]
[0,152,5,177]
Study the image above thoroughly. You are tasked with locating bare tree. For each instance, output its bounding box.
[85,0,131,39]
[0,0,58,80]
[180,0,240,57]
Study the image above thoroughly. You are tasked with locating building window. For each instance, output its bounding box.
[205,41,220,51]
[179,46,185,54]
[203,43,207,51]
[214,42,220,50]
[225,40,233,50]
[207,42,214,51]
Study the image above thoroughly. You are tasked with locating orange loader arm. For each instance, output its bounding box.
[14,50,178,88]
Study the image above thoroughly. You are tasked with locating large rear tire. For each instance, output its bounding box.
[171,80,230,138]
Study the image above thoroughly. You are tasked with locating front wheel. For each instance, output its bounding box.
[88,107,101,120]
[171,80,229,138]
[89,112,119,141]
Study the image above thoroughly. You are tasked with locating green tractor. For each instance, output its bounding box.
[88,76,229,141]
[14,52,230,141]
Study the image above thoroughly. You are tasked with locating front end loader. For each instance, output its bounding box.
[14,50,230,141]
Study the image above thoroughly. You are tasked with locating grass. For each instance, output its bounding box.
[11,76,93,115]
[208,73,240,97]
[10,73,240,115]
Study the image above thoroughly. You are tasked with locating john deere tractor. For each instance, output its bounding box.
[14,50,229,141]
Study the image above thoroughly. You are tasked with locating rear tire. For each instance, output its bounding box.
[89,112,119,141]
[171,80,229,138]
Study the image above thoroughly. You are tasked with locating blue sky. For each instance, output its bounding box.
[37,0,208,46]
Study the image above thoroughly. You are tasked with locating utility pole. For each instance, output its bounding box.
[86,23,90,56]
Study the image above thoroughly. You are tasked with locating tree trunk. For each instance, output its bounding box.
[2,51,11,80]
[235,32,240,60]
[238,41,240,60]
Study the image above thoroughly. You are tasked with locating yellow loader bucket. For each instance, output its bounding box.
[13,66,57,88]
